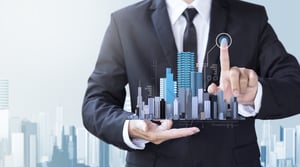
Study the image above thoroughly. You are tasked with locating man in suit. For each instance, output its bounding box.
[82,0,300,166]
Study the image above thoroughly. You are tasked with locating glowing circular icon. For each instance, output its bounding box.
[216,33,232,49]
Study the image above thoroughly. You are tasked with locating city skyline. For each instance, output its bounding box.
[1,79,300,167]
[131,51,240,121]
[0,0,299,167]
[1,108,300,167]
[259,121,300,167]
[0,79,130,167]
[0,107,128,167]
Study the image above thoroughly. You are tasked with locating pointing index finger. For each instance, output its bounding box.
[220,38,230,72]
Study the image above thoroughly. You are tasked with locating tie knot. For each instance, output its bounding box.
[183,8,198,23]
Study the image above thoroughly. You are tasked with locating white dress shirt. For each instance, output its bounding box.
[122,0,263,150]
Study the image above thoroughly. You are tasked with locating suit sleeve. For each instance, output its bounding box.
[82,14,134,151]
[255,8,300,119]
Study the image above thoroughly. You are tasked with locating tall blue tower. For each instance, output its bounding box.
[177,52,195,119]
[177,52,195,89]
[165,68,175,104]
[191,72,203,96]
[280,126,284,141]
[260,145,267,167]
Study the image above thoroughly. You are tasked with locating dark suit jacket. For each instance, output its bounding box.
[82,0,300,166]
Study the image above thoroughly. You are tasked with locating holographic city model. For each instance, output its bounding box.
[128,51,245,121]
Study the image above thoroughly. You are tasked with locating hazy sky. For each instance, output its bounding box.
[0,0,299,137]
[0,0,139,126]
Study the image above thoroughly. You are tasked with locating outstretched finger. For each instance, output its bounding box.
[220,38,230,72]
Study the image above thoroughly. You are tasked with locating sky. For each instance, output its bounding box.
[0,0,139,126]
[0,0,299,137]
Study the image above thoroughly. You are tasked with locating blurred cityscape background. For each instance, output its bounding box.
[0,0,300,167]
[0,79,130,167]
[1,79,300,167]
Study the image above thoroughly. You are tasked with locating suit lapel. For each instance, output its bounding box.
[204,0,229,85]
[205,0,229,67]
[150,0,178,71]
[149,0,229,80]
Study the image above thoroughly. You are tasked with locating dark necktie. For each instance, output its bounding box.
[182,8,198,69]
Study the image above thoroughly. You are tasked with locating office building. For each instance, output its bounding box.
[173,98,179,120]
[124,84,132,112]
[0,79,9,139]
[217,90,226,120]
[178,88,187,119]
[11,132,24,167]
[191,72,202,96]
[69,126,77,166]
[99,140,109,167]
[191,96,198,119]
[87,134,99,167]
[269,151,277,167]
[77,128,88,165]
[55,106,64,150]
[177,52,195,89]
[47,126,71,167]
[165,68,176,104]
[284,128,296,166]
[275,141,286,160]
[29,135,37,167]
[22,120,38,167]
[185,89,192,119]
[0,138,9,167]
[160,78,166,100]
[260,145,267,167]
[0,79,9,167]
[148,98,155,119]
[43,126,89,167]
[136,84,143,115]
[261,120,272,166]
[154,97,160,119]
[0,79,8,110]
[280,126,284,142]
[296,126,300,167]
[109,145,126,167]
[37,112,51,162]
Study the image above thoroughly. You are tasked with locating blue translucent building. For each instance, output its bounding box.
[177,52,195,89]
[165,68,176,104]
[191,72,202,96]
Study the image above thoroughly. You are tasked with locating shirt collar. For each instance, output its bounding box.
[165,0,212,25]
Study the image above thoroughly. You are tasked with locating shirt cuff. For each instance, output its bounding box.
[122,120,149,150]
[238,82,263,117]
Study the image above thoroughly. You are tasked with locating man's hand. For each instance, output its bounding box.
[128,120,200,145]
[208,38,258,104]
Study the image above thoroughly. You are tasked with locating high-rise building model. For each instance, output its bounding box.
[129,51,243,121]
[0,79,8,110]
[0,79,9,139]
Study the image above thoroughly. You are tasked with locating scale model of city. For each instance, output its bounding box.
[129,51,245,121]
